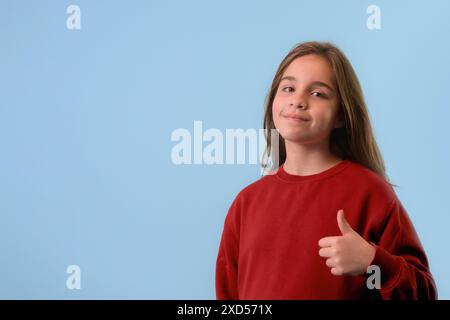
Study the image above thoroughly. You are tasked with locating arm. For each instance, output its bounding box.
[318,199,437,299]
[215,199,240,300]
[369,197,437,299]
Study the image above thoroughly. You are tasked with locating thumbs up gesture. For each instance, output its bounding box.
[318,209,376,276]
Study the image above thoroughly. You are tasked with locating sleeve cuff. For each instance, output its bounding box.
[369,242,405,290]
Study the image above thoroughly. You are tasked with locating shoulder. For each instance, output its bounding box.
[226,171,277,215]
[343,160,397,207]
[233,173,274,201]
[222,174,273,229]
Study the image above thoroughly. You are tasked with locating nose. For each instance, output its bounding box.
[288,92,308,110]
[289,101,307,110]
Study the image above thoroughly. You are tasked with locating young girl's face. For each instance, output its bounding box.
[272,54,343,146]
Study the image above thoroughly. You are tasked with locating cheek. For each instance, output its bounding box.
[272,95,281,112]
[272,95,283,124]
[326,105,341,123]
[315,109,332,121]
[315,100,339,120]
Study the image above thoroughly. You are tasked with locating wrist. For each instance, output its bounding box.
[366,242,376,267]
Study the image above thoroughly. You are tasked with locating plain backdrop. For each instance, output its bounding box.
[1,0,449,299]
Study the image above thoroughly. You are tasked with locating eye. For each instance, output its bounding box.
[281,86,294,93]
[311,92,326,98]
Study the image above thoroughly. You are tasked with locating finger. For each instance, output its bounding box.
[318,236,339,247]
[326,258,336,268]
[319,247,334,258]
[337,209,353,235]
[331,267,343,276]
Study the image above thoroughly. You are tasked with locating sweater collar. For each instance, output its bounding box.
[275,159,350,183]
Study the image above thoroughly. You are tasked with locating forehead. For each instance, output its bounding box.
[282,54,334,84]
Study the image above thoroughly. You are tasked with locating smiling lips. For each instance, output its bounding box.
[283,113,311,122]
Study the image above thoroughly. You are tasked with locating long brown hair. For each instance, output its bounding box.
[262,41,395,186]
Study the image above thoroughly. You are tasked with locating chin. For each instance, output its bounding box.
[280,131,312,143]
[278,127,301,137]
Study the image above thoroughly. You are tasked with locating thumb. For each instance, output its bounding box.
[337,209,353,235]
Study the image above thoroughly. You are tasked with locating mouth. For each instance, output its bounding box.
[283,114,311,122]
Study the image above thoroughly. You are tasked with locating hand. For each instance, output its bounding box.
[318,209,376,276]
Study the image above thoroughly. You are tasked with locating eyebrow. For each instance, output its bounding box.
[280,76,335,92]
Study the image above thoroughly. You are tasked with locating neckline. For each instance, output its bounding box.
[275,159,350,183]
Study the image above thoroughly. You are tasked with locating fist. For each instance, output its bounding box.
[318,209,376,276]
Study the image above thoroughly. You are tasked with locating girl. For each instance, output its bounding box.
[215,41,437,299]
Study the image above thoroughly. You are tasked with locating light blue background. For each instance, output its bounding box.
[1,0,449,299]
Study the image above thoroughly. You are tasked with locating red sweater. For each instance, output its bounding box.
[215,160,437,299]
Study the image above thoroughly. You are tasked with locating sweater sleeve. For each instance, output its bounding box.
[215,197,240,300]
[369,196,437,299]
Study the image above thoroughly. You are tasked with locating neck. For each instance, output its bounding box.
[282,140,343,176]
